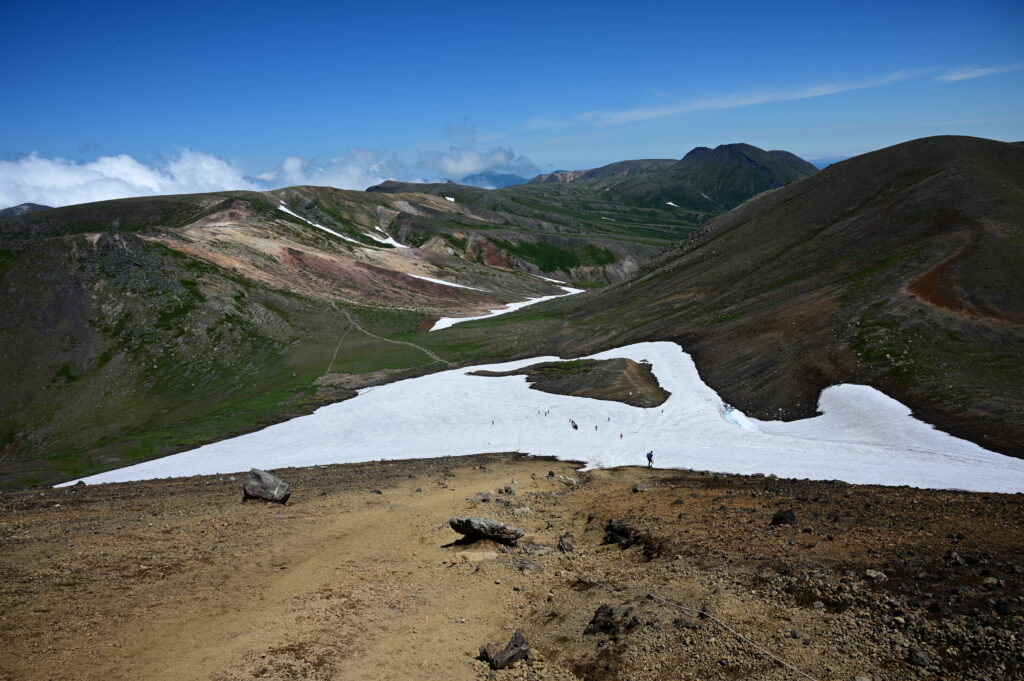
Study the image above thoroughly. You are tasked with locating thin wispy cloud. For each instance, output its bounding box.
[578,70,928,127]
[937,63,1024,82]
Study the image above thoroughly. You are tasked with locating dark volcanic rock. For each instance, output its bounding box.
[603,518,647,549]
[448,517,524,545]
[770,508,797,525]
[242,469,291,504]
[557,532,576,553]
[479,630,530,669]
[907,648,931,667]
[585,604,640,637]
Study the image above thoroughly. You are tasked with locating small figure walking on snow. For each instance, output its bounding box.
[646,450,654,468]
[571,419,578,431]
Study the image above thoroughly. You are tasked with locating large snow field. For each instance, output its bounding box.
[63,342,1024,492]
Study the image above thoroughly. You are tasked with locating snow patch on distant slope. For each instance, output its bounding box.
[430,286,584,331]
[277,204,360,244]
[405,273,486,291]
[62,342,1024,493]
[365,227,408,248]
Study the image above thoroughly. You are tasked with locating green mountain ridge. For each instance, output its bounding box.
[3,136,1020,489]
[468,135,1024,458]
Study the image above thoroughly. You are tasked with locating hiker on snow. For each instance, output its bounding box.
[646,450,654,468]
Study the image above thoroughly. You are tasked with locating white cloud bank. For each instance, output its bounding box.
[264,149,407,191]
[417,119,540,181]
[418,145,539,180]
[937,63,1024,82]
[0,141,541,209]
[0,149,258,209]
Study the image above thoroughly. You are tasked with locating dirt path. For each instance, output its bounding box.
[335,304,454,367]
[2,454,1022,681]
[0,455,573,681]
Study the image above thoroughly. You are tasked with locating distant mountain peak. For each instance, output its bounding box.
[0,202,52,218]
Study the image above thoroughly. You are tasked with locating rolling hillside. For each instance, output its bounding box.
[474,135,1024,457]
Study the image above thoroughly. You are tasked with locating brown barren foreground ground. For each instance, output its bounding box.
[2,453,1022,681]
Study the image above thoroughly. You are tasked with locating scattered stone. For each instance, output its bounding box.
[672,617,699,630]
[478,629,530,670]
[469,492,493,503]
[512,506,533,518]
[981,576,1003,590]
[811,600,825,611]
[865,569,888,583]
[770,509,797,525]
[502,485,516,495]
[603,518,647,549]
[790,629,803,639]
[451,551,499,564]
[557,533,575,553]
[558,475,577,487]
[510,557,544,573]
[520,542,553,556]
[242,469,291,504]
[369,489,383,495]
[907,648,931,667]
[585,604,640,638]
[546,470,556,477]
[448,517,524,545]
[631,484,651,493]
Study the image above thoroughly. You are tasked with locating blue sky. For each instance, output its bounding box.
[1,0,1022,207]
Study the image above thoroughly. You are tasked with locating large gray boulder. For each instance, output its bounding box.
[242,469,291,504]
[449,517,524,545]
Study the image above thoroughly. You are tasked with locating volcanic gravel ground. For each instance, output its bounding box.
[1,454,1021,680]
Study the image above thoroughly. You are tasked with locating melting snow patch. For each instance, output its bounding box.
[430,286,584,331]
[277,204,360,244]
[444,196,455,202]
[60,342,1024,493]
[364,230,408,248]
[666,201,679,207]
[405,273,486,291]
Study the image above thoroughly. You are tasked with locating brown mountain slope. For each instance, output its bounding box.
[480,136,1024,457]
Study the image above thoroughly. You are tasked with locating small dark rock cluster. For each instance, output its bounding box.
[479,629,530,670]
[584,604,640,639]
[770,508,797,525]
